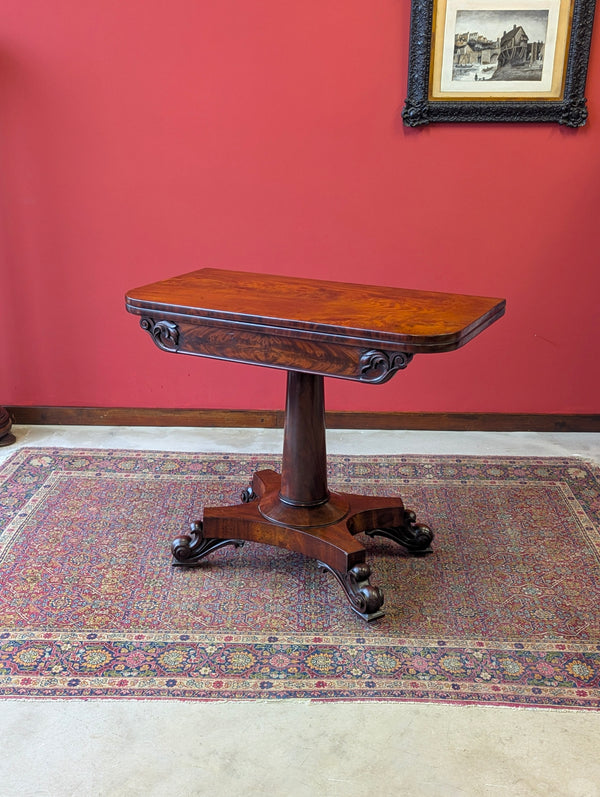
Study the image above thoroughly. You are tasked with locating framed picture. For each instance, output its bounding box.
[402,0,597,126]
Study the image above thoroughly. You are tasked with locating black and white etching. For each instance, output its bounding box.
[452,10,549,82]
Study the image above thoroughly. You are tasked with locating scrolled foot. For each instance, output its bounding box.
[240,485,257,503]
[318,561,385,621]
[171,520,245,567]
[366,508,434,554]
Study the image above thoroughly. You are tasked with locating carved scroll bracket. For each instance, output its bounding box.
[359,349,413,384]
[140,317,180,352]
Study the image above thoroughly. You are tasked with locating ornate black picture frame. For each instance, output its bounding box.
[402,0,596,126]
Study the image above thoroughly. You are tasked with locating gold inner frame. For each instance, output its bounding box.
[429,0,574,100]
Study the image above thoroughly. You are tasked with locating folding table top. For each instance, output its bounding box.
[127,268,505,349]
[126,268,505,382]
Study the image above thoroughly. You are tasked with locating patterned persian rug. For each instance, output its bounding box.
[1,447,599,708]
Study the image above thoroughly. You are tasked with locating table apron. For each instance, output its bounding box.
[137,314,416,383]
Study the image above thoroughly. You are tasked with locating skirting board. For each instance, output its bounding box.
[6,406,600,432]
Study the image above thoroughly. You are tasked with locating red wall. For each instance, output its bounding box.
[2,1,599,414]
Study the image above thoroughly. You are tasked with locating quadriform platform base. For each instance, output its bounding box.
[126,269,505,621]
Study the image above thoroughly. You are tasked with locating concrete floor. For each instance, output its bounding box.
[1,426,599,797]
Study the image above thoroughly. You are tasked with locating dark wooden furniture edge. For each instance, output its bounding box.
[6,406,600,432]
[0,406,16,446]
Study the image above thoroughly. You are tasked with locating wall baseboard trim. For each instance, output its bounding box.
[6,406,600,432]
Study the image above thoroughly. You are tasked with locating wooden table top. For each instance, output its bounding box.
[126,268,505,354]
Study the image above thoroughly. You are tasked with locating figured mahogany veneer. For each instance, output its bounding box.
[126,268,505,382]
[126,268,505,620]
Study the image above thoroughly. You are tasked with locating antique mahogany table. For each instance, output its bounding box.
[126,268,505,621]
